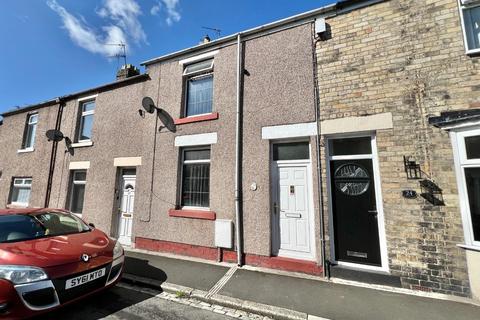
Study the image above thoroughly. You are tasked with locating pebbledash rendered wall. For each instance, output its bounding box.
[0,104,59,207]
[133,23,320,260]
[47,78,154,236]
[316,0,478,297]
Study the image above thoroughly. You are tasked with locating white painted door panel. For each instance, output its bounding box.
[276,166,313,259]
[118,176,135,246]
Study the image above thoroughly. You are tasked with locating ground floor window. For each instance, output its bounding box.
[451,127,480,247]
[181,147,210,208]
[9,178,32,206]
[69,170,87,215]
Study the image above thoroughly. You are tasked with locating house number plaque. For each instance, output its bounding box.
[290,185,295,195]
[402,190,417,199]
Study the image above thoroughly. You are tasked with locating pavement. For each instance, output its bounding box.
[124,249,480,320]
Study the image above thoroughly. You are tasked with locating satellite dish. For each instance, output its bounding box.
[142,97,156,114]
[157,108,176,133]
[46,129,64,142]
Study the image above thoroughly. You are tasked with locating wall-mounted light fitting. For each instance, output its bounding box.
[403,155,422,180]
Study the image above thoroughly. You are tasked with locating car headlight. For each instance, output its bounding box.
[0,266,48,285]
[113,241,123,260]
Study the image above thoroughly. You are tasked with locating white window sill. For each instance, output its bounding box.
[17,148,34,154]
[7,203,28,208]
[457,244,480,252]
[181,206,211,211]
[466,50,480,56]
[71,141,94,148]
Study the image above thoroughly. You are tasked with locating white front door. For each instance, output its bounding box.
[274,164,314,260]
[118,175,135,246]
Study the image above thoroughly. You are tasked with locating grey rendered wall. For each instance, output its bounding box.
[241,23,319,257]
[48,80,154,235]
[133,45,238,247]
[132,23,319,256]
[0,105,59,208]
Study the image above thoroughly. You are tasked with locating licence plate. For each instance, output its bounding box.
[65,268,106,290]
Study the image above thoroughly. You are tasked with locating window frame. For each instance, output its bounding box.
[9,177,32,207]
[77,100,95,143]
[22,113,38,150]
[451,126,480,248]
[68,170,87,216]
[183,59,214,118]
[179,146,211,210]
[458,0,480,55]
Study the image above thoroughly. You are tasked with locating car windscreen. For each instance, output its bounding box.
[0,212,90,243]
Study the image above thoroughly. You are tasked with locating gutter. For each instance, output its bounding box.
[141,0,386,67]
[2,74,150,118]
[141,3,337,66]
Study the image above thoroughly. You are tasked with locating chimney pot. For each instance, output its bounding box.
[116,64,140,80]
[199,35,211,45]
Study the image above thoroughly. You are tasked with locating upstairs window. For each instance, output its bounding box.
[181,147,211,208]
[69,170,87,215]
[22,114,38,149]
[183,59,214,117]
[78,100,95,142]
[460,0,480,53]
[9,178,32,207]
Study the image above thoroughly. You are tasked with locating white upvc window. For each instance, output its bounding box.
[10,178,32,207]
[183,59,214,117]
[180,147,211,209]
[78,100,95,142]
[451,126,480,248]
[22,113,38,150]
[459,0,480,54]
[69,170,87,215]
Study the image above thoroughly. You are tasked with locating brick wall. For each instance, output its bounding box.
[317,0,478,296]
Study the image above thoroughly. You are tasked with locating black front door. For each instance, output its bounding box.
[330,159,381,266]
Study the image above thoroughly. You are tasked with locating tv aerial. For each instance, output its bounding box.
[202,26,222,39]
[107,42,127,67]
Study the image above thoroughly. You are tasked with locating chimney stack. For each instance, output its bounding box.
[199,35,211,45]
[116,64,140,81]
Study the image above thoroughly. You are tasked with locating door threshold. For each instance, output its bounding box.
[329,263,401,288]
[335,260,388,273]
[263,255,323,275]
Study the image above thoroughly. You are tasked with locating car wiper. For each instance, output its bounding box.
[31,215,47,231]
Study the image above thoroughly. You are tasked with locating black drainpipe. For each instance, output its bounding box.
[310,22,329,279]
[44,98,65,208]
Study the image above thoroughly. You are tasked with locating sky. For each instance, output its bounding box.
[0,0,334,115]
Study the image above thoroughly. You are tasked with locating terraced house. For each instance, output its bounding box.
[1,0,480,303]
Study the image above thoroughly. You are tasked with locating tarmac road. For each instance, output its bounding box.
[32,284,242,320]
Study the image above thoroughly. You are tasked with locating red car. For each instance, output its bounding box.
[0,208,124,319]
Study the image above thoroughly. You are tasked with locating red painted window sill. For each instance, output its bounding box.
[174,112,219,125]
[168,208,216,220]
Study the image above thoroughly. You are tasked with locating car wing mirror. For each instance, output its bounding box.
[88,223,95,229]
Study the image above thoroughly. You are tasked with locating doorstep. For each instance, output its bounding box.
[328,264,402,288]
